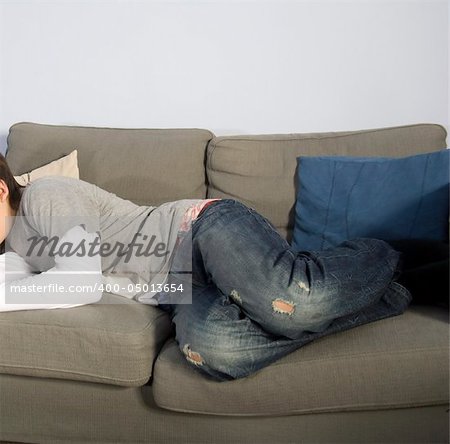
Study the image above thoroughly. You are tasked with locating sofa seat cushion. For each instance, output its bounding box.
[0,293,172,386]
[153,306,449,416]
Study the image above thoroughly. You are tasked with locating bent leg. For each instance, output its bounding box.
[168,283,295,381]
[186,199,409,339]
[168,280,411,381]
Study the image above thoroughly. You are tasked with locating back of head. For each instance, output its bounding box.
[0,153,24,212]
[0,153,25,254]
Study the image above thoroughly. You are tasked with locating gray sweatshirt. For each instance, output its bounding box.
[6,176,216,305]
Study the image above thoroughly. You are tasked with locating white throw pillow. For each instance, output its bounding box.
[13,149,79,186]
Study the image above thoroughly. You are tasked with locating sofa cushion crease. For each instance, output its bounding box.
[154,398,449,418]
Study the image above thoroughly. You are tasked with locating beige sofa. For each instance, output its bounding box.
[0,122,448,444]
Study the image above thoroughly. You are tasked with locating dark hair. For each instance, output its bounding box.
[0,152,25,211]
[0,153,25,253]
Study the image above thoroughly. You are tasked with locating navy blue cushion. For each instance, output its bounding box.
[291,150,449,252]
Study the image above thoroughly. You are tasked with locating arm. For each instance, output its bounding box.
[2,224,103,312]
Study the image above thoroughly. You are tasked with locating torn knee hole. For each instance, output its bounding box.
[229,289,242,304]
[295,280,310,292]
[272,298,296,315]
[182,344,204,366]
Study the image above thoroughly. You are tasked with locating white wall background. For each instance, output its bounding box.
[0,0,448,155]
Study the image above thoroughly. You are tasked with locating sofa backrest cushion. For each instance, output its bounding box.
[6,122,214,206]
[206,124,448,242]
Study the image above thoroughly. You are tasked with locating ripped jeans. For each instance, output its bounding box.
[158,199,412,381]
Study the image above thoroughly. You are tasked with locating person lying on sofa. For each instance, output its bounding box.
[0,153,445,381]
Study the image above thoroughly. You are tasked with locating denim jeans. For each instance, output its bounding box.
[158,199,412,381]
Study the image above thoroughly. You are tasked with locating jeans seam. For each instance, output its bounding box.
[244,206,283,242]
[191,199,237,233]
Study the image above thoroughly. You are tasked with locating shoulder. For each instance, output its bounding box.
[22,176,89,192]
[19,177,97,215]
[15,176,102,239]
[21,176,93,200]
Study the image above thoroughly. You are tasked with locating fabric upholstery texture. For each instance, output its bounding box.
[206,124,447,242]
[6,122,213,206]
[13,149,79,186]
[1,373,447,443]
[0,122,448,443]
[0,293,172,386]
[153,306,449,415]
[292,150,450,251]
